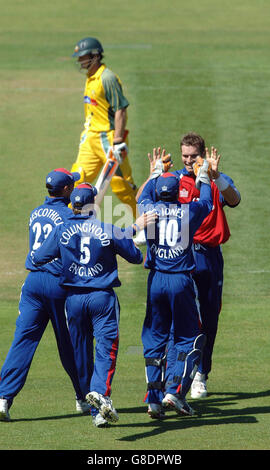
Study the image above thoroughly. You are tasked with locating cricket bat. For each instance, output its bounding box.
[94,144,127,207]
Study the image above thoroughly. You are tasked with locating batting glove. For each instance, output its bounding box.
[113,142,128,164]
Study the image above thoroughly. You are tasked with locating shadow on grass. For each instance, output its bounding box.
[11,413,86,423]
[116,389,270,442]
[11,389,270,439]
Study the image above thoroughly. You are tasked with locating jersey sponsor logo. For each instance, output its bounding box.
[84,95,98,106]
[180,188,189,198]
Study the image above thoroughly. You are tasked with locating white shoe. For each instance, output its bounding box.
[76,399,91,413]
[92,412,108,428]
[191,372,207,399]
[162,393,195,416]
[86,391,119,423]
[133,229,146,246]
[147,403,165,419]
[0,398,10,422]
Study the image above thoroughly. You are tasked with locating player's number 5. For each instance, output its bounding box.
[80,236,91,264]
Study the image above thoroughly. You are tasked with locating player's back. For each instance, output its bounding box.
[55,213,142,289]
[144,196,212,273]
[25,196,71,274]
[83,64,128,132]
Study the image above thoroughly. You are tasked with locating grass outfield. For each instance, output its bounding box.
[0,0,270,452]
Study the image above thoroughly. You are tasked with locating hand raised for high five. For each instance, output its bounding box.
[205,146,221,179]
[148,147,173,179]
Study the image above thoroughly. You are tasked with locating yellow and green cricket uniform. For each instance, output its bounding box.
[71,64,137,217]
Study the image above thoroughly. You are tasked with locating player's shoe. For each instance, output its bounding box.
[147,403,165,419]
[86,391,119,423]
[133,229,146,246]
[76,399,91,413]
[0,398,11,422]
[162,393,195,416]
[92,412,109,428]
[191,372,208,399]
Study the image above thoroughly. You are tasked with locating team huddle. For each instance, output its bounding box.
[0,37,241,427]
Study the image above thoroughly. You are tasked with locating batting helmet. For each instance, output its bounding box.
[72,37,104,57]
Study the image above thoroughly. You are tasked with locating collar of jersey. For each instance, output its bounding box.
[181,167,196,179]
[88,63,106,80]
[68,213,95,220]
[45,196,69,205]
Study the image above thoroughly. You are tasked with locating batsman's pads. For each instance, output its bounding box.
[150,154,173,179]
[94,145,127,207]
[173,334,206,398]
[193,158,211,189]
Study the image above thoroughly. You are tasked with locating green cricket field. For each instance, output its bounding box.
[0,0,269,455]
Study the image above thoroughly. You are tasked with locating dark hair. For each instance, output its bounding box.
[46,181,74,197]
[46,184,63,197]
[72,206,94,216]
[158,191,178,202]
[180,132,206,156]
[73,208,82,215]
[89,52,104,61]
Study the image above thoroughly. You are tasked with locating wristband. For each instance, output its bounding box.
[213,174,229,191]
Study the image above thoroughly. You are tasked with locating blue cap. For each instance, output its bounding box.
[46,168,80,190]
[70,183,98,207]
[156,172,179,199]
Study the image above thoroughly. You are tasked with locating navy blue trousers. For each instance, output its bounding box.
[0,271,84,406]
[65,288,119,399]
[165,244,224,383]
[142,270,201,403]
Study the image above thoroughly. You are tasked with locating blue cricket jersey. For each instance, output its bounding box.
[142,183,213,273]
[138,168,238,208]
[25,196,72,275]
[32,213,143,289]
[139,169,240,247]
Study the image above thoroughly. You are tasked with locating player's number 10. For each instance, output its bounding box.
[158,219,179,246]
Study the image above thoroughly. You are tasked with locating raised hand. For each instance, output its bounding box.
[205,146,221,179]
[148,147,173,178]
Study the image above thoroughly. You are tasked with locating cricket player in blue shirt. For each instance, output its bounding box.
[137,137,240,400]
[32,182,154,427]
[0,168,91,422]
[139,161,213,419]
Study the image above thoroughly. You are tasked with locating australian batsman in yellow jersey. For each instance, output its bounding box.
[71,63,137,217]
